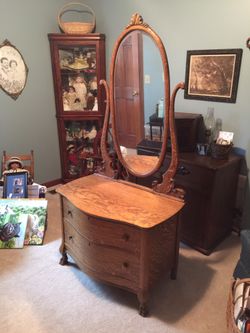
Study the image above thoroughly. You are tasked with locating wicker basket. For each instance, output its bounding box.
[210,141,233,160]
[58,2,96,34]
[227,278,250,333]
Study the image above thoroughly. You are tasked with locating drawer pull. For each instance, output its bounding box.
[122,233,130,241]
[67,210,73,217]
[123,262,129,268]
[68,236,73,241]
[177,165,190,175]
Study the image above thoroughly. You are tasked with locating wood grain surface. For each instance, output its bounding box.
[57,174,184,228]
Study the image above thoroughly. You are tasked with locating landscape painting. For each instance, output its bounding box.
[184,49,242,103]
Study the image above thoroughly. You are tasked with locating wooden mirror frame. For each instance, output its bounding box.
[110,14,170,178]
[100,14,184,194]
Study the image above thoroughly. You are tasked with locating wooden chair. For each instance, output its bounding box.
[1,150,34,180]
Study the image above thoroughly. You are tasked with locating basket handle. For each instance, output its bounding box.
[232,278,250,305]
[58,2,96,31]
[233,278,250,289]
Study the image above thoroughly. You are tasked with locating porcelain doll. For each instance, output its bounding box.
[0,156,33,185]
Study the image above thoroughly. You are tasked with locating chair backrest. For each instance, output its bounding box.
[1,150,34,179]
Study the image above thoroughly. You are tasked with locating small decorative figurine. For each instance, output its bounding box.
[39,186,46,198]
[0,156,33,185]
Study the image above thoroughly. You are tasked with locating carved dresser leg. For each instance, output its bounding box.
[170,268,177,280]
[59,252,68,265]
[139,303,149,317]
[137,290,149,317]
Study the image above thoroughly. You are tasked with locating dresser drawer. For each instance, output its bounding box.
[62,198,140,253]
[64,221,140,285]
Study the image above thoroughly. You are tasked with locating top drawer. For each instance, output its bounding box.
[174,161,214,195]
[62,198,141,253]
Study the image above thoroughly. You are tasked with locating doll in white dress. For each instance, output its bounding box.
[73,76,87,109]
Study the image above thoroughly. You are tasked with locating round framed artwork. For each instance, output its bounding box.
[0,39,28,100]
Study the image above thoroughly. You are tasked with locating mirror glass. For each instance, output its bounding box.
[114,30,165,175]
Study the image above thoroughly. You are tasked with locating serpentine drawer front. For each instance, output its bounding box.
[57,173,184,316]
[63,219,140,287]
[63,198,140,253]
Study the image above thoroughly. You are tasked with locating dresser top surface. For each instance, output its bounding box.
[57,174,184,228]
[177,153,242,170]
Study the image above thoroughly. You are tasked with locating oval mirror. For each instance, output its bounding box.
[110,15,170,177]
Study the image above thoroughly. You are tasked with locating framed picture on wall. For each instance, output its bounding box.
[0,39,28,100]
[3,171,28,198]
[184,48,243,103]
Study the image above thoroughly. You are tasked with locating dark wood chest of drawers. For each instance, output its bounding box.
[135,153,242,255]
[169,153,241,254]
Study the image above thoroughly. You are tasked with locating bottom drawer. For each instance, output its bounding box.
[64,222,140,287]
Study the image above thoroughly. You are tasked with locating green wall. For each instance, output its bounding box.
[0,0,250,184]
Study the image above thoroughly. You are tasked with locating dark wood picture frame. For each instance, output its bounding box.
[3,171,28,198]
[184,48,242,103]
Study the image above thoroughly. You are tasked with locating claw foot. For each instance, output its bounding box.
[59,253,68,265]
[139,304,149,317]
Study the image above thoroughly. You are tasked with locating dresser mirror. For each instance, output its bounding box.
[113,31,165,175]
[109,15,170,178]
[101,13,184,192]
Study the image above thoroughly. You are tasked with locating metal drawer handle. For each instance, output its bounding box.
[177,165,190,175]
[123,262,129,268]
[67,210,73,217]
[68,236,73,241]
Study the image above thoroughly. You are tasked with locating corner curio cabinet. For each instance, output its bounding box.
[48,33,106,182]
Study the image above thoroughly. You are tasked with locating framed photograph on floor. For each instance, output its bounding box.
[3,171,28,198]
[24,199,48,245]
[184,49,243,103]
[0,199,48,248]
[0,199,29,248]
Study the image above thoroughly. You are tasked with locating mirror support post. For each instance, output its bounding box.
[98,80,116,178]
[154,82,185,197]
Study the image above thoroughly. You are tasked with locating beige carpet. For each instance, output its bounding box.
[0,190,241,333]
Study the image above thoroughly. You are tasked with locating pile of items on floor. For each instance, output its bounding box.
[228,229,250,333]
[0,156,47,249]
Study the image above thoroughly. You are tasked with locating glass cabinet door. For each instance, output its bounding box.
[63,119,101,178]
[59,45,98,112]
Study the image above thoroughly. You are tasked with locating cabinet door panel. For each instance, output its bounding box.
[179,188,207,249]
